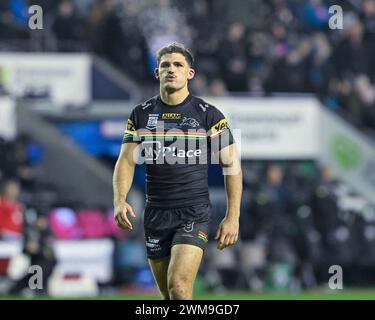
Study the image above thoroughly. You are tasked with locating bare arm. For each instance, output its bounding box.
[214,143,243,250]
[113,142,140,230]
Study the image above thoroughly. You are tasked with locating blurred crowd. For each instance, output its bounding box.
[1,0,375,136]
[233,162,375,290]
[0,135,58,293]
[196,162,375,291]
[0,135,135,293]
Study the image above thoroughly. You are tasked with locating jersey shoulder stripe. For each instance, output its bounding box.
[191,96,215,113]
[134,96,158,113]
[122,97,158,144]
[191,96,230,136]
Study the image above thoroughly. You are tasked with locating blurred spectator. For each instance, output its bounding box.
[302,0,329,30]
[10,210,57,295]
[352,75,375,128]
[88,0,125,68]
[309,33,332,95]
[334,20,369,78]
[247,31,269,88]
[0,180,23,240]
[209,78,229,97]
[218,22,249,92]
[52,0,85,51]
[190,74,209,96]
[251,164,294,250]
[361,0,375,80]
[265,22,291,92]
[9,0,28,25]
[311,166,342,260]
[0,0,29,41]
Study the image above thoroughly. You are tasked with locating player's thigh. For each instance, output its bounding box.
[168,244,203,287]
[148,257,170,295]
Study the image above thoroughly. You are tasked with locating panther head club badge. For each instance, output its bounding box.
[183,221,194,233]
[178,117,199,128]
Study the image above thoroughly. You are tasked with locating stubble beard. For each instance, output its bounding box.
[163,82,181,94]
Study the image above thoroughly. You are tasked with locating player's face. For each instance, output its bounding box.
[156,53,195,93]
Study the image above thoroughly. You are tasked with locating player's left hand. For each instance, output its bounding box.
[215,216,239,250]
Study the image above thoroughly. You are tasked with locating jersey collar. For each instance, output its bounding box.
[157,94,192,108]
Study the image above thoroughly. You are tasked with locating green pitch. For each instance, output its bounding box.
[1,289,375,300]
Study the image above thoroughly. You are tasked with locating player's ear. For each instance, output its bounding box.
[154,68,160,80]
[187,68,195,80]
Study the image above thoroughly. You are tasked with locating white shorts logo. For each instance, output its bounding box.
[146,237,161,252]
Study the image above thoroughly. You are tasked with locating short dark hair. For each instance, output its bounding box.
[156,43,194,67]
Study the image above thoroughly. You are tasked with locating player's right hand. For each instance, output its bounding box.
[114,201,136,231]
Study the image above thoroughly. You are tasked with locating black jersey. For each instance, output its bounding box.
[122,94,234,208]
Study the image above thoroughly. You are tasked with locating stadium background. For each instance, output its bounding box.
[0,0,375,299]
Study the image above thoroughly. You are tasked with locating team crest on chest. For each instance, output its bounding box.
[146,114,159,130]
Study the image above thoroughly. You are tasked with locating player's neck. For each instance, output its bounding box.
[160,88,190,106]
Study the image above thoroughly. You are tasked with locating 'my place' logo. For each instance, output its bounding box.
[135,123,229,164]
[141,133,207,165]
[143,141,203,163]
[132,121,237,166]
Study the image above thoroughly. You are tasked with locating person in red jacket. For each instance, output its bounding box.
[0,180,23,239]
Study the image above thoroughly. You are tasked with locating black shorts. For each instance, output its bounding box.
[143,203,212,260]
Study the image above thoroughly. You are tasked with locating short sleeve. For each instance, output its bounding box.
[207,106,234,151]
[122,109,141,144]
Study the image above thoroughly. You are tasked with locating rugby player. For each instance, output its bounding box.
[113,43,242,300]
